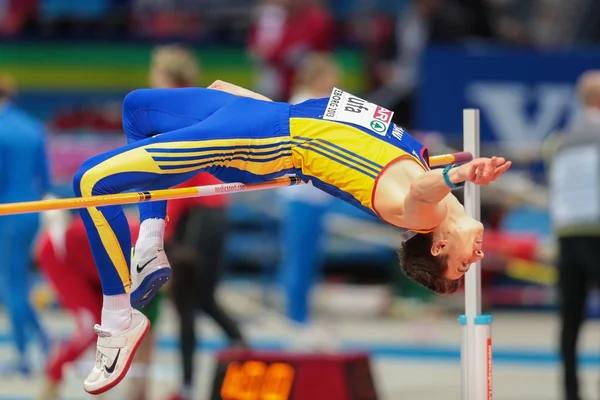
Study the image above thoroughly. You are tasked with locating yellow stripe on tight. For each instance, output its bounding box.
[149,138,293,176]
[146,143,292,159]
[79,147,163,292]
[144,137,290,152]
[77,137,293,291]
[157,157,290,175]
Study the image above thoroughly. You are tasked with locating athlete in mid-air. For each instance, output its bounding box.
[74,80,511,394]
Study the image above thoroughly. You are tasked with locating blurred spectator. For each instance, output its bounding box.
[546,70,600,400]
[278,53,340,323]
[130,0,203,40]
[149,44,247,400]
[248,0,334,101]
[289,52,340,103]
[370,0,494,126]
[247,0,288,100]
[0,74,51,375]
[0,0,38,35]
[576,0,600,44]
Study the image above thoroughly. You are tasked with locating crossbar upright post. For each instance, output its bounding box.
[460,109,492,400]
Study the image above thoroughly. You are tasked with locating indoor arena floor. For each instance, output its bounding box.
[0,283,599,400]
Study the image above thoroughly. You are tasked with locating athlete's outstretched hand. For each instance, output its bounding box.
[456,156,511,186]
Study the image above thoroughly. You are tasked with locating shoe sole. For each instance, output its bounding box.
[130,267,171,309]
[84,318,151,395]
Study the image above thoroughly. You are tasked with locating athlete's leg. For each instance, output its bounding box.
[121,88,236,143]
[72,121,233,395]
[73,96,291,394]
[72,128,205,299]
[120,88,237,237]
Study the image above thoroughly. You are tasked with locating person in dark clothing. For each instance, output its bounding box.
[166,192,247,400]
[545,70,600,400]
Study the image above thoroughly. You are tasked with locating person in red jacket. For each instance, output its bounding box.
[248,0,334,101]
[37,212,163,400]
[150,44,247,400]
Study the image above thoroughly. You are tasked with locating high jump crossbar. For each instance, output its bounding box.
[0,151,472,216]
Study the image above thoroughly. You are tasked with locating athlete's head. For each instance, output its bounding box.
[398,217,484,294]
[150,44,199,89]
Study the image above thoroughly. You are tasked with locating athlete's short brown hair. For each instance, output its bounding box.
[398,232,461,295]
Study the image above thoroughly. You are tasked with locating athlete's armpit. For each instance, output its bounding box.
[400,191,448,231]
[374,160,447,230]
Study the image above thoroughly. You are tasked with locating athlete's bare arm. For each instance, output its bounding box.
[376,157,511,229]
[208,80,273,102]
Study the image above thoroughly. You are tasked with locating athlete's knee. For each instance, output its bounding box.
[73,157,101,197]
[122,89,152,141]
[72,163,88,197]
[122,89,152,115]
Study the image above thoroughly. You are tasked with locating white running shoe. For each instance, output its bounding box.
[83,309,150,395]
[130,245,171,309]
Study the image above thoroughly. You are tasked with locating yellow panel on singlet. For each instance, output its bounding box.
[287,89,429,219]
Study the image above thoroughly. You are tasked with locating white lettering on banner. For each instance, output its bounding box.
[549,146,600,226]
[466,82,579,146]
[323,88,394,136]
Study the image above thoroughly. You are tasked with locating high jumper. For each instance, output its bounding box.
[63,80,509,394]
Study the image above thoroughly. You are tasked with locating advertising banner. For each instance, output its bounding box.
[417,45,600,149]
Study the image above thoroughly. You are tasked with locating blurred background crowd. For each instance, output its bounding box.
[2,0,600,399]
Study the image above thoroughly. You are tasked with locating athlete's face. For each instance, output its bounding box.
[431,218,485,280]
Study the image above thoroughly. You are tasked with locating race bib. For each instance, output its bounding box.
[323,88,394,136]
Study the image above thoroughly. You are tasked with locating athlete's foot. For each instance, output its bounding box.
[83,310,150,395]
[130,245,171,309]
